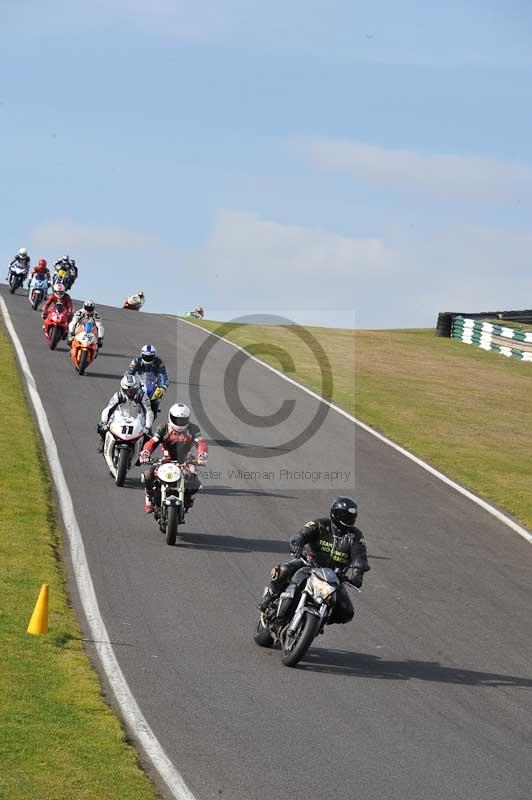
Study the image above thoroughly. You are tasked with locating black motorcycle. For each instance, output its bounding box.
[145,459,197,546]
[254,560,360,668]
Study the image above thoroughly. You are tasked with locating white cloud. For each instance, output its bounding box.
[30,220,160,253]
[186,211,532,327]
[304,138,532,202]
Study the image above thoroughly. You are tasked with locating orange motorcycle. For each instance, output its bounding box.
[69,321,98,375]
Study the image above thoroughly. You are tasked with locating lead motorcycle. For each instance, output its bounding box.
[254,558,360,668]
[144,456,197,546]
[103,402,147,487]
[8,264,27,294]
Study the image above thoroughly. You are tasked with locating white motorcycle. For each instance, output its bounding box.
[103,402,146,486]
[8,264,27,294]
[28,273,49,310]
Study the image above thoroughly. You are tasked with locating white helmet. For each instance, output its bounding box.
[168,403,190,432]
[18,247,27,257]
[54,282,65,297]
[120,373,140,398]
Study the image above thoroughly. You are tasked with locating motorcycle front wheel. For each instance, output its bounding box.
[115,448,129,487]
[165,505,179,545]
[281,613,320,668]
[78,349,88,375]
[50,326,62,350]
[9,279,16,295]
[32,293,40,310]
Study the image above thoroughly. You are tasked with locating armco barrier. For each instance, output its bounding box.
[450,316,532,362]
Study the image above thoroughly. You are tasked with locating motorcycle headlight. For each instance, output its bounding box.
[307,574,336,603]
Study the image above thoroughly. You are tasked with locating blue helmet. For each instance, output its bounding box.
[141,344,157,365]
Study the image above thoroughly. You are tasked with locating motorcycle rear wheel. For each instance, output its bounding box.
[50,326,62,350]
[281,613,320,668]
[166,505,179,545]
[115,448,129,487]
[253,617,274,648]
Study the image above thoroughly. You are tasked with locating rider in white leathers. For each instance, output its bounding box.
[97,374,153,452]
[68,300,105,347]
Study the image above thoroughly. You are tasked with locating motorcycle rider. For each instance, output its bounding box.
[258,497,370,625]
[42,281,73,322]
[68,299,104,349]
[28,258,51,287]
[193,305,204,319]
[53,254,78,287]
[97,373,154,453]
[6,248,31,281]
[127,344,168,415]
[139,402,208,514]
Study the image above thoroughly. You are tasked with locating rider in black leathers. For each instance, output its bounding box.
[258,497,370,624]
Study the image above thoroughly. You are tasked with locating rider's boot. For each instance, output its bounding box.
[257,587,278,612]
[144,491,154,514]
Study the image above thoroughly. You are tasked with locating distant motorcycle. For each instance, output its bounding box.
[52,268,72,290]
[254,559,360,668]
[123,293,144,311]
[70,321,98,375]
[28,274,49,311]
[145,457,197,545]
[103,403,147,487]
[8,264,27,294]
[43,303,70,350]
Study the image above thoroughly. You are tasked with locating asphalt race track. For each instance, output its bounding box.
[3,285,532,800]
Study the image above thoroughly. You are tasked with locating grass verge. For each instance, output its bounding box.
[0,323,159,800]
[187,318,532,530]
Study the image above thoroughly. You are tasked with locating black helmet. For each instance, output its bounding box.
[330,496,358,531]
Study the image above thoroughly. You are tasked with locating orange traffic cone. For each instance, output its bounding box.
[27,584,49,635]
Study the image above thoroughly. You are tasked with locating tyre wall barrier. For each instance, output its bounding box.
[436,309,532,337]
[450,316,532,362]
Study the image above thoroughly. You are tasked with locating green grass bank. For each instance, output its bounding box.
[0,323,159,800]
[188,319,532,530]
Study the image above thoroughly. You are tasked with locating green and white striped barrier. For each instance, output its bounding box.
[451,316,532,362]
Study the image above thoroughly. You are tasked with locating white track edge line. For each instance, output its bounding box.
[178,316,532,546]
[1,297,197,800]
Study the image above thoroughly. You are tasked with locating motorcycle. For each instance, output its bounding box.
[8,265,27,294]
[28,274,49,311]
[145,457,196,545]
[123,294,144,311]
[103,403,147,487]
[53,267,72,290]
[254,560,360,668]
[43,303,70,350]
[184,309,204,319]
[140,371,164,417]
[70,321,98,375]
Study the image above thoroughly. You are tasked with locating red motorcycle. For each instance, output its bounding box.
[43,303,70,350]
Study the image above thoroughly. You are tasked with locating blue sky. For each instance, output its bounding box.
[2,1,532,327]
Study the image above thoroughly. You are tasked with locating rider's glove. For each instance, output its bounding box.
[97,422,108,435]
[152,386,165,401]
[197,451,208,465]
[289,536,304,558]
[139,449,151,464]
